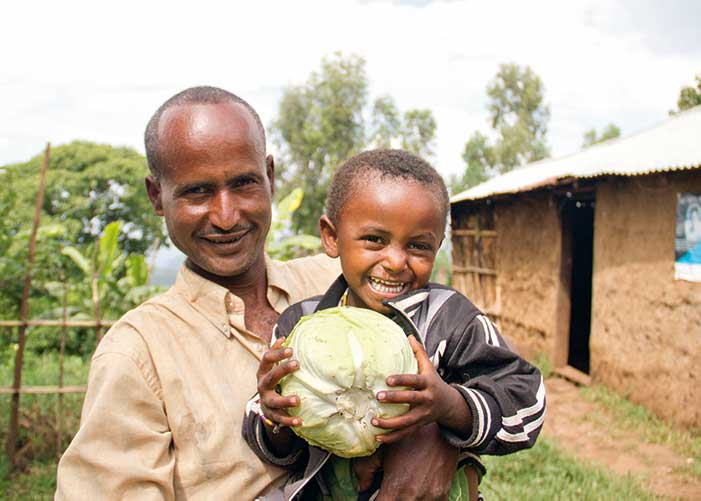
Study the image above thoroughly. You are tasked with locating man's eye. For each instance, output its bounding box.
[184,186,208,195]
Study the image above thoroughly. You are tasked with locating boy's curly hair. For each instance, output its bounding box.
[325,149,449,226]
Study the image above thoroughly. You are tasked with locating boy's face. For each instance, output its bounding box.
[320,177,445,314]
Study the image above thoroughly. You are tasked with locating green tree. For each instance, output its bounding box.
[0,142,165,347]
[1,141,165,255]
[671,73,701,114]
[582,123,621,148]
[272,53,437,234]
[454,63,550,193]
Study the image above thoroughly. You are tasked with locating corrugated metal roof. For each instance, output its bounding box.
[451,105,701,203]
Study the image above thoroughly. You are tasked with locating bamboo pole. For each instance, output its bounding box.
[0,320,116,328]
[5,143,51,466]
[0,386,86,395]
[56,273,67,460]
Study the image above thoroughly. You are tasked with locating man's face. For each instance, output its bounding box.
[320,177,445,314]
[146,101,274,284]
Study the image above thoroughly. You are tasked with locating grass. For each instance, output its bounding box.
[481,437,659,500]
[0,350,89,466]
[0,455,56,501]
[581,384,701,479]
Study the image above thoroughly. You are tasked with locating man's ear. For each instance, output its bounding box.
[319,215,340,258]
[145,176,164,215]
[266,154,275,196]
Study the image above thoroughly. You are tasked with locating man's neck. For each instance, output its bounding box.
[186,256,278,341]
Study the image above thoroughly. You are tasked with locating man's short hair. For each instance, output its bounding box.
[325,149,449,226]
[144,86,265,178]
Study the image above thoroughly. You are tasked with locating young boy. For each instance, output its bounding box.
[243,149,545,500]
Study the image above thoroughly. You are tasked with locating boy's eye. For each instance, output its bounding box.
[362,235,384,245]
[409,242,433,252]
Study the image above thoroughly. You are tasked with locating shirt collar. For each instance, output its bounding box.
[172,258,296,339]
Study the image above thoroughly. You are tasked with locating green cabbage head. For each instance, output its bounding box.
[279,306,418,458]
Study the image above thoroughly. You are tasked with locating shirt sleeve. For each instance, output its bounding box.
[437,300,546,456]
[56,330,175,500]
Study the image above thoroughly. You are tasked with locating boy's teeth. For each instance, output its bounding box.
[369,277,405,293]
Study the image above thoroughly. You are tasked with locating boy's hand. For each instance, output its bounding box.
[256,337,302,428]
[372,336,472,443]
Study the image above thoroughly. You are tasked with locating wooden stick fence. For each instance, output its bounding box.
[2,144,117,467]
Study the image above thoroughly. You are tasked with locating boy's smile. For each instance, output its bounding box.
[320,178,445,314]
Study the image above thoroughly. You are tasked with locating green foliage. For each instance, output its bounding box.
[532,352,553,379]
[582,123,621,148]
[272,53,437,234]
[481,437,657,500]
[0,351,88,466]
[266,188,322,261]
[454,63,550,193]
[0,142,166,323]
[671,73,701,114]
[0,141,165,255]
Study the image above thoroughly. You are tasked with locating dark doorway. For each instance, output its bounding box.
[564,194,595,373]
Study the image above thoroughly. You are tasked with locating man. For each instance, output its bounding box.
[56,86,460,500]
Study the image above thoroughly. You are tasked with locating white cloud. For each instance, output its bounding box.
[1,0,698,178]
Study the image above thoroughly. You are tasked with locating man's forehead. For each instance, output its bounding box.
[158,101,264,152]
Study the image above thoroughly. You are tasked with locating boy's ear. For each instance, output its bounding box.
[319,215,340,258]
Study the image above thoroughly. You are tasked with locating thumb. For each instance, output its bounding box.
[408,335,432,374]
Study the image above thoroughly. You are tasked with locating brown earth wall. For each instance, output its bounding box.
[492,192,562,359]
[591,172,701,428]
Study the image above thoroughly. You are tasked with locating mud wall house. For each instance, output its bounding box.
[450,107,701,428]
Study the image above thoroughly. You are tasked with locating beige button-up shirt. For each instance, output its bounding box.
[56,254,340,500]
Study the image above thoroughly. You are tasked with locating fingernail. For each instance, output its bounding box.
[376,436,383,442]
[293,418,301,426]
[290,397,298,405]
[377,392,386,400]
[387,377,395,385]
[289,361,298,369]
[284,348,292,356]
[371,418,379,426]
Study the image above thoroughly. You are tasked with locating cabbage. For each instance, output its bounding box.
[279,306,418,458]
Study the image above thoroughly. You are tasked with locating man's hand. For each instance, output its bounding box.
[373,336,472,443]
[377,422,458,501]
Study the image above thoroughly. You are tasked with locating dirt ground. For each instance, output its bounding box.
[543,377,701,500]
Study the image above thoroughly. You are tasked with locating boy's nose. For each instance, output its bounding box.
[382,247,408,272]
[209,190,239,231]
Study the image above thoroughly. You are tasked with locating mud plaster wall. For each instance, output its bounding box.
[591,172,701,428]
[493,192,561,359]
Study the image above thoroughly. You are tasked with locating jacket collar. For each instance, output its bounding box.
[314,275,430,339]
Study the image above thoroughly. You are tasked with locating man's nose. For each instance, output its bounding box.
[209,190,239,231]
[382,246,408,272]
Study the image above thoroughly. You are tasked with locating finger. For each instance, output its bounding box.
[375,423,420,445]
[377,388,426,405]
[384,373,427,389]
[263,409,302,428]
[372,408,427,430]
[256,346,293,379]
[261,392,300,411]
[258,359,299,390]
[408,335,435,375]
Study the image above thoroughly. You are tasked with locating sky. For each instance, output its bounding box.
[2,0,699,181]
